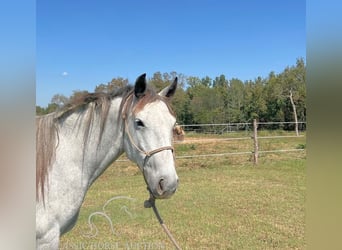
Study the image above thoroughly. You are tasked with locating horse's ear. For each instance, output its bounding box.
[159,77,178,98]
[134,73,147,98]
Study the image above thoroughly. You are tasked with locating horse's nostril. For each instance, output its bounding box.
[157,178,165,195]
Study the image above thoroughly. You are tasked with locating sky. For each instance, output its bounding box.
[36,0,306,107]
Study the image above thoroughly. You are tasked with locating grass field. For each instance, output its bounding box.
[60,132,306,249]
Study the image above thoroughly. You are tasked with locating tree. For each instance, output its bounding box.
[278,57,306,130]
[95,77,128,93]
[188,84,225,124]
[212,76,229,122]
[213,74,228,88]
[51,94,69,108]
[45,103,59,114]
[149,72,166,90]
[171,87,191,124]
[36,105,46,116]
[264,71,286,127]
[289,89,299,136]
[228,78,245,122]
[242,78,267,122]
[201,76,212,88]
[187,76,202,89]
[68,90,90,104]
[36,95,68,115]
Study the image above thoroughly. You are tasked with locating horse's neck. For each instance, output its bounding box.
[62,98,125,187]
[88,98,125,186]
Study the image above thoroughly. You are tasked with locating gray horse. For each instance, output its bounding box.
[36,74,179,249]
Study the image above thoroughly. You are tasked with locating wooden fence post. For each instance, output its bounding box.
[253,119,258,165]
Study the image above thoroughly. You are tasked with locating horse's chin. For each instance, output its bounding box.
[151,188,177,199]
[155,193,173,199]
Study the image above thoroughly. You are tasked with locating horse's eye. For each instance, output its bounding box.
[135,119,145,128]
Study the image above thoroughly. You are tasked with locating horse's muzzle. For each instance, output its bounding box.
[153,177,179,199]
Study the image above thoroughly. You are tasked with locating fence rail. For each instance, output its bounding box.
[176,120,306,165]
[116,148,305,162]
[175,148,305,159]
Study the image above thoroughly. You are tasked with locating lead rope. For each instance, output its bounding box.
[144,195,182,250]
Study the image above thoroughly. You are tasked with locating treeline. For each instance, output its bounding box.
[36,58,306,128]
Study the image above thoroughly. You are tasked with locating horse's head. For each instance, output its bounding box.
[123,74,179,199]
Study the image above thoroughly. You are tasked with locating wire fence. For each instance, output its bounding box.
[117,121,306,165]
[175,120,306,165]
[175,149,305,159]
[179,121,306,135]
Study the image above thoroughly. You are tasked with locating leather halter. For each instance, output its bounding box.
[123,117,174,167]
[121,93,174,167]
[121,93,175,197]
[123,116,174,198]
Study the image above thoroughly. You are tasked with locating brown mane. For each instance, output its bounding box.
[36,85,175,202]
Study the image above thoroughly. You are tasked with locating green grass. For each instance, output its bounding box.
[60,133,306,249]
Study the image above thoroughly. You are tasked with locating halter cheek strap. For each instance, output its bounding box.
[124,117,174,158]
[123,117,174,170]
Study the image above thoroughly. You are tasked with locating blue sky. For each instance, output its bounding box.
[37,0,305,107]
